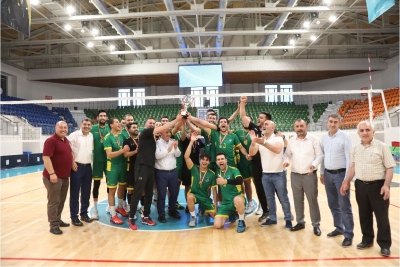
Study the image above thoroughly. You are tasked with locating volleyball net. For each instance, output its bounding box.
[0,88,398,143]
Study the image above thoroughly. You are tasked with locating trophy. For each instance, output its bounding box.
[181,95,193,118]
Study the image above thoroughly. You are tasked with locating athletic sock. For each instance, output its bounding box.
[110,206,116,217]
[153,189,158,200]
[94,201,98,211]
[239,214,245,220]
[118,198,123,209]
[190,211,196,217]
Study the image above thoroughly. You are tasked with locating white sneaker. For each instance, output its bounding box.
[245,201,255,214]
[189,216,196,227]
[91,209,99,220]
[197,208,203,217]
[123,201,130,213]
[106,205,110,214]
[139,206,144,218]
[256,205,263,215]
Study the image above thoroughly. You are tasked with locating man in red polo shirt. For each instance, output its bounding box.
[43,121,74,235]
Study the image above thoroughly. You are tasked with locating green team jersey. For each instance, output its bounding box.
[233,129,251,163]
[209,129,241,166]
[188,164,217,199]
[201,128,216,162]
[172,131,183,168]
[91,124,110,162]
[103,132,126,167]
[216,166,243,201]
[121,128,129,140]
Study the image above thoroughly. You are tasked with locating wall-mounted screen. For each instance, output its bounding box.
[179,64,223,88]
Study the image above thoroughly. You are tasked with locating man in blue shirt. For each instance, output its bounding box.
[320,114,354,247]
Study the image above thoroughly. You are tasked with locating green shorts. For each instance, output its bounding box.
[92,161,107,180]
[106,162,126,188]
[238,161,253,180]
[194,194,215,214]
[216,195,246,218]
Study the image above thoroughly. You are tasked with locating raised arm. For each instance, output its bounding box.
[187,115,213,133]
[240,96,251,128]
[184,134,197,169]
[228,101,240,123]
[154,116,181,135]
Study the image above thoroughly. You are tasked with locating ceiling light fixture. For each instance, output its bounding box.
[329,15,337,22]
[30,0,40,5]
[323,0,331,5]
[110,45,115,51]
[303,21,310,28]
[66,5,75,15]
[64,24,72,31]
[310,35,317,41]
[87,42,94,48]
[289,39,296,45]
[316,20,321,24]
[91,28,99,36]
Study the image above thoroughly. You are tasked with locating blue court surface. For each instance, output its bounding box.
[1,164,44,179]
[93,195,258,231]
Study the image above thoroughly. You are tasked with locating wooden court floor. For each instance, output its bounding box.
[0,169,399,267]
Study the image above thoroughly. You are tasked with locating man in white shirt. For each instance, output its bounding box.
[249,120,293,230]
[68,119,94,226]
[320,114,354,247]
[284,119,323,236]
[155,128,182,223]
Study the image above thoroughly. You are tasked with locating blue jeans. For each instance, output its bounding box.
[324,171,354,239]
[69,163,92,219]
[262,172,292,222]
[155,169,179,215]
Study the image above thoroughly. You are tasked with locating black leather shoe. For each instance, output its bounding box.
[327,229,343,237]
[342,238,352,247]
[80,214,93,223]
[290,223,305,231]
[168,209,181,219]
[158,214,167,223]
[71,218,84,226]
[313,226,321,236]
[59,220,70,227]
[50,227,63,235]
[380,248,391,257]
[258,212,269,222]
[357,241,373,250]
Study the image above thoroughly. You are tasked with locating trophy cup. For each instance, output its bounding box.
[181,95,193,118]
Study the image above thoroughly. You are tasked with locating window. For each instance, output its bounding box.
[191,87,203,107]
[280,85,293,103]
[265,85,278,103]
[118,89,130,107]
[206,87,219,107]
[132,88,145,106]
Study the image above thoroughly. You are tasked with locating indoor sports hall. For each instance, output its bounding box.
[1,0,399,266]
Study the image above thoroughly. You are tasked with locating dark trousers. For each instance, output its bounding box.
[43,177,69,229]
[252,161,269,212]
[155,169,179,215]
[355,179,391,249]
[129,164,155,218]
[70,164,92,219]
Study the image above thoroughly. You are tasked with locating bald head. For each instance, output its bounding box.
[55,121,68,139]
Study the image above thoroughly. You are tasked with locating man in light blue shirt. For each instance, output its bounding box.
[320,114,354,247]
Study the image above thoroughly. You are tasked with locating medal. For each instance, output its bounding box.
[98,125,107,143]
[100,139,104,143]
[219,133,228,149]
[113,134,121,148]
[199,169,208,186]
[244,140,248,145]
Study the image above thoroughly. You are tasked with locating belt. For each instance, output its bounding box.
[263,172,284,175]
[356,179,384,184]
[75,162,91,166]
[325,168,346,174]
[157,169,176,172]
[292,170,317,175]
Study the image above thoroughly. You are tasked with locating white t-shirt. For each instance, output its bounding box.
[258,134,284,173]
